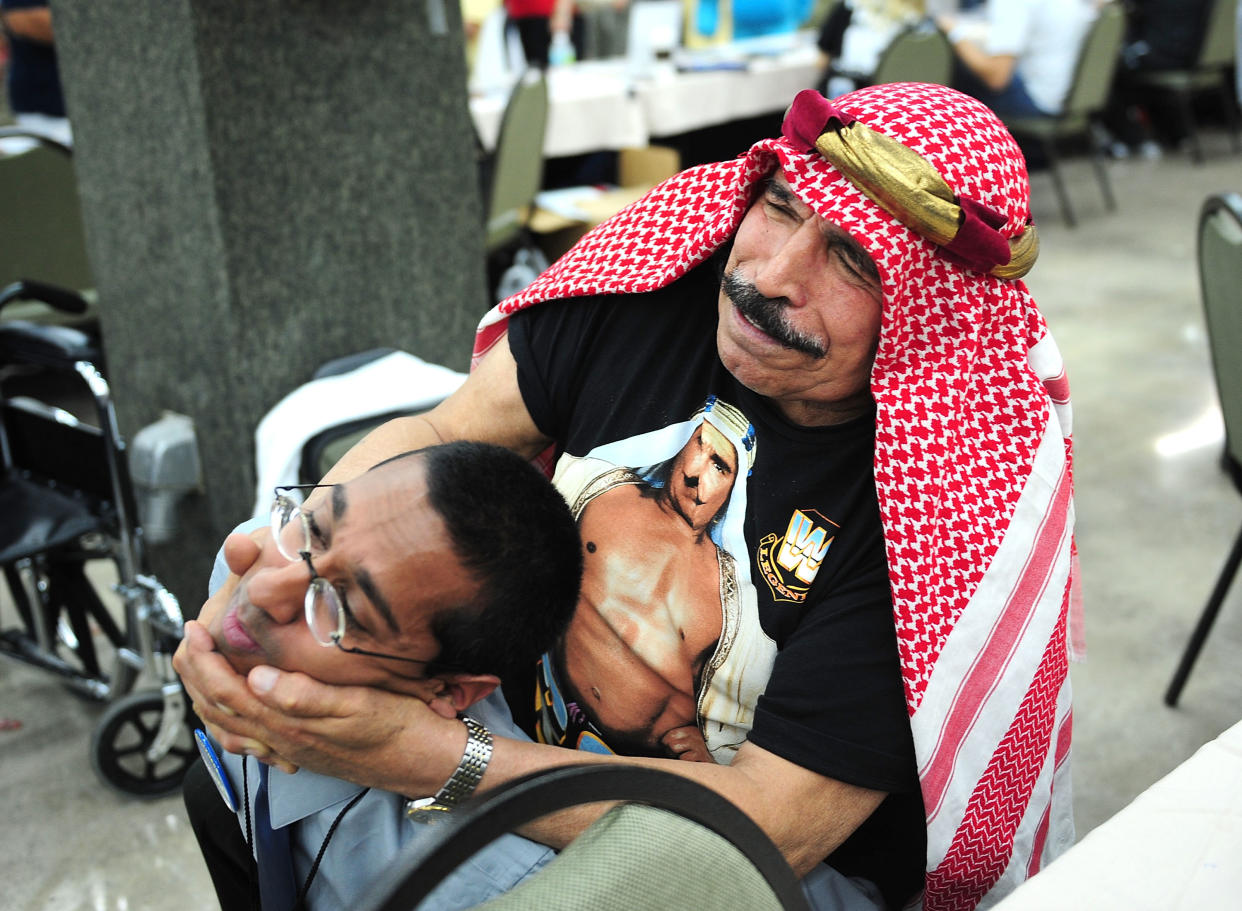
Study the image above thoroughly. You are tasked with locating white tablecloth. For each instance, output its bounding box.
[994,719,1242,910]
[635,43,820,137]
[469,33,821,157]
[470,61,647,157]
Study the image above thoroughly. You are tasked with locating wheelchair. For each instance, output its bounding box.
[0,280,195,798]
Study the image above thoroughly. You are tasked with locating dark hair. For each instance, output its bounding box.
[417,441,583,679]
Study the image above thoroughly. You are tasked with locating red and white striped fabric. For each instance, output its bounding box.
[474,83,1077,910]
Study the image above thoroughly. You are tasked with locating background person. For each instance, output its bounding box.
[505,0,583,66]
[816,0,927,98]
[935,0,1097,118]
[0,0,70,145]
[1101,0,1216,156]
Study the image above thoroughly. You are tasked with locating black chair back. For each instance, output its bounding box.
[1164,192,1242,706]
[360,764,811,911]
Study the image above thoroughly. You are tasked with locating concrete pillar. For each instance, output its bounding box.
[51,0,487,609]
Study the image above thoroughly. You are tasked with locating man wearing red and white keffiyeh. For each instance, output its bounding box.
[179,82,1076,911]
[474,83,1078,910]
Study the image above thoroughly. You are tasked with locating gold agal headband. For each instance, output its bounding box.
[782,90,1038,280]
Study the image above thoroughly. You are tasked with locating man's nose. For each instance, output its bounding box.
[753,222,822,307]
[683,474,699,489]
[244,560,308,625]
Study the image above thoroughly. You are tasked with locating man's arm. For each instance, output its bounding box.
[318,333,552,485]
[488,735,887,875]
[936,13,1018,91]
[182,651,885,875]
[950,39,1017,91]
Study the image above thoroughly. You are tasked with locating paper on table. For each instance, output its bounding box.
[533,186,616,221]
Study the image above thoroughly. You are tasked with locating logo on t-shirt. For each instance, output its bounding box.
[756,509,837,602]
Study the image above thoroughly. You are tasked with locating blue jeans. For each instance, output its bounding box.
[953,65,1048,118]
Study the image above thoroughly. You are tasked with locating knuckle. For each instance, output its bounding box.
[271,684,301,714]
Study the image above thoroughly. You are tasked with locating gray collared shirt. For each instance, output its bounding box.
[207,525,554,909]
[213,691,555,910]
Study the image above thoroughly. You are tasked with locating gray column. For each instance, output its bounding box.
[52,0,487,607]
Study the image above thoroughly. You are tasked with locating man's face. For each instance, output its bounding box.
[206,457,479,695]
[716,173,884,426]
[667,421,739,531]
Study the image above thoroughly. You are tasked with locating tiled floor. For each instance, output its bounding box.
[3,131,1242,910]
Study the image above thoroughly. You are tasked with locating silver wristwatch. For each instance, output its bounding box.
[405,716,493,823]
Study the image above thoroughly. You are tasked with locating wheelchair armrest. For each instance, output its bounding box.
[0,319,101,370]
[0,280,91,316]
[0,126,73,156]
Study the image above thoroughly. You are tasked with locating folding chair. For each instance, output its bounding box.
[482,70,551,302]
[360,765,810,911]
[0,128,97,330]
[1165,191,1242,706]
[869,22,954,88]
[1003,4,1127,227]
[1128,0,1240,163]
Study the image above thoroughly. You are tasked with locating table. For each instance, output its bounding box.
[635,41,821,138]
[993,719,1242,909]
[470,61,646,158]
[469,32,822,158]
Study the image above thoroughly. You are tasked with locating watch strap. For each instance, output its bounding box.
[406,716,493,823]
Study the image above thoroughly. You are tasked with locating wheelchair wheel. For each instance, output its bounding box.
[90,688,197,798]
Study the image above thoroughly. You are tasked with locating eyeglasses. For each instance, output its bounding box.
[271,484,443,669]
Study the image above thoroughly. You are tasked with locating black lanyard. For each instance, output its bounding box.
[243,758,371,910]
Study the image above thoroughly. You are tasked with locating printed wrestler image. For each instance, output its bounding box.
[537,397,772,763]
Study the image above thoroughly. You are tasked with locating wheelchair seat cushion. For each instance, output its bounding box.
[0,319,100,369]
[0,474,106,564]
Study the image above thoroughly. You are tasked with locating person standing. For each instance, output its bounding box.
[0,0,70,145]
[505,0,583,66]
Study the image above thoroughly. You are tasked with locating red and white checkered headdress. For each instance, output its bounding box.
[476,83,1078,910]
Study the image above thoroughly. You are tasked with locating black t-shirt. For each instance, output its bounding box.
[503,261,925,909]
[0,0,64,118]
[1130,0,1213,71]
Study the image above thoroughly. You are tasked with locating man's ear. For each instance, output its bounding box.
[426,673,500,719]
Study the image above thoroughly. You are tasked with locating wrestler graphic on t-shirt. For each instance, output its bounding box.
[540,398,767,763]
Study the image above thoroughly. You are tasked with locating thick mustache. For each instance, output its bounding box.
[723,270,826,359]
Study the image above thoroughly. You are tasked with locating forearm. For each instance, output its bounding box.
[950,39,1016,92]
[934,12,1017,93]
[2,8,54,43]
[429,728,884,876]
[317,414,447,485]
[184,641,883,874]
[550,0,573,33]
[317,332,550,487]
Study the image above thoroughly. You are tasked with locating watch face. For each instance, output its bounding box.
[405,797,453,825]
[194,729,239,813]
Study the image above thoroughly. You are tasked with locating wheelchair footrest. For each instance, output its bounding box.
[0,628,109,698]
